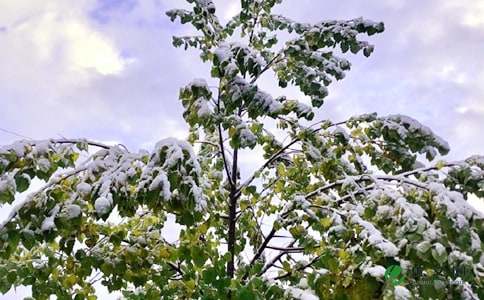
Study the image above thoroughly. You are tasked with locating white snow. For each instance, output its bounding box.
[428,182,481,226]
[0,174,16,194]
[94,195,112,215]
[195,98,212,117]
[239,126,257,147]
[40,216,55,231]
[214,43,231,62]
[40,205,59,231]
[188,78,208,89]
[254,89,282,114]
[433,243,446,256]
[376,205,393,217]
[154,138,201,175]
[394,286,411,300]
[298,278,309,288]
[395,197,426,219]
[383,114,450,153]
[351,214,399,257]
[76,182,92,195]
[471,232,481,250]
[333,126,349,140]
[62,204,81,219]
[296,102,312,116]
[34,141,51,155]
[37,158,51,172]
[149,172,171,200]
[364,265,386,278]
[285,286,318,300]
[305,143,321,160]
[32,258,48,269]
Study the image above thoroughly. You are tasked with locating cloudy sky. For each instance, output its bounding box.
[0,0,483,298]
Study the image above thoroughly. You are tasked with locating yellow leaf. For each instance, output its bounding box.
[198,222,208,234]
[185,279,196,291]
[240,200,249,210]
[63,274,77,288]
[435,160,446,170]
[159,247,171,259]
[338,249,350,261]
[51,268,59,280]
[320,217,333,229]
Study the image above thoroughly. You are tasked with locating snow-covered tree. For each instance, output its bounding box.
[1,0,483,299]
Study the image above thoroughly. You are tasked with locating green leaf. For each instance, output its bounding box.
[14,173,30,193]
[202,268,217,284]
[0,188,14,204]
[237,287,256,300]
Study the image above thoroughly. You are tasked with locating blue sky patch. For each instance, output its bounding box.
[89,0,138,24]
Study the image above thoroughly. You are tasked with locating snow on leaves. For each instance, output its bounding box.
[0,139,81,203]
[266,16,384,107]
[0,138,205,255]
[0,0,482,299]
[180,78,214,127]
[166,0,222,46]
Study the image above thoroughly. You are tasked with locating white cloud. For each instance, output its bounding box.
[6,5,128,79]
[444,0,484,28]
[63,20,128,75]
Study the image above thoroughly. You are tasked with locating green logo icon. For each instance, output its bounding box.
[385,265,405,286]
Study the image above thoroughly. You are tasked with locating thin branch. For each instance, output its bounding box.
[247,229,275,268]
[258,223,312,277]
[227,107,242,279]
[235,138,298,198]
[272,254,323,280]
[272,235,294,239]
[249,0,262,44]
[49,139,113,150]
[400,161,462,177]
[0,127,32,140]
[250,53,283,84]
[217,92,235,189]
[242,222,285,281]
[266,245,304,252]
[167,262,184,276]
[194,140,219,148]
[236,120,349,198]
[305,174,429,201]
[259,240,297,276]
[0,164,88,231]
[374,175,430,190]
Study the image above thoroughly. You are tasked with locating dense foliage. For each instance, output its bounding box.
[0,0,483,299]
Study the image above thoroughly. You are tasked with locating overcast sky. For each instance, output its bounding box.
[1,0,483,298]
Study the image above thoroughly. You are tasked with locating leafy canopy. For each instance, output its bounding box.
[0,0,483,299]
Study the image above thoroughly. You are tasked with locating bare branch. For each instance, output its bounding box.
[49,138,114,150]
[249,0,262,44]
[305,174,430,201]
[272,254,323,280]
[258,239,297,276]
[216,89,235,189]
[400,161,462,177]
[0,164,88,231]
[250,53,283,84]
[242,227,276,281]
[266,245,304,252]
[236,120,349,198]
